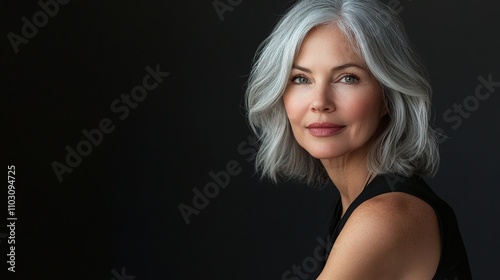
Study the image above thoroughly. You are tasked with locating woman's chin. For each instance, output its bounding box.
[307,149,346,160]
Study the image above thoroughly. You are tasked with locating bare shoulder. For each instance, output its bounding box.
[354,191,438,231]
[318,192,441,280]
[346,192,441,259]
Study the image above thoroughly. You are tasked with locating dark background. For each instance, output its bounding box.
[1,0,499,279]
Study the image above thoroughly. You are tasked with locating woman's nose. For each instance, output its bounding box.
[310,82,335,113]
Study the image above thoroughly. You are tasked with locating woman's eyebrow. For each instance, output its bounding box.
[292,63,367,72]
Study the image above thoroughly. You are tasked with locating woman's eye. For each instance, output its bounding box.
[291,76,309,84]
[340,74,359,84]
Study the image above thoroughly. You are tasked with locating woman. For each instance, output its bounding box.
[244,0,472,279]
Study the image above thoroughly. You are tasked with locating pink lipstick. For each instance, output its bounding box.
[306,122,345,137]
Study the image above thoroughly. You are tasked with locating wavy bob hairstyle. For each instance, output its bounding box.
[244,0,440,187]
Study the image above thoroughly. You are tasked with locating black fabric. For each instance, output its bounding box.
[319,174,472,279]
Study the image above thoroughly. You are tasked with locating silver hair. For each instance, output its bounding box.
[244,0,440,187]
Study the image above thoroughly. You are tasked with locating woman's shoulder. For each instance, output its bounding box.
[350,173,440,233]
[322,191,441,279]
[339,173,442,245]
[351,190,438,231]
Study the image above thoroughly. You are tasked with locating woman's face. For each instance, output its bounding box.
[283,24,387,161]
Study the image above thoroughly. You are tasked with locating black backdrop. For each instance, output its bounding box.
[1,0,499,279]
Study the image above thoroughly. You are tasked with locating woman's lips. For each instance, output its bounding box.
[306,122,346,137]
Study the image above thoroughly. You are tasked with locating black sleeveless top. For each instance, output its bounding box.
[319,174,472,279]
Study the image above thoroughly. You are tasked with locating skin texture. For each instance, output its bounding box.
[282,24,441,279]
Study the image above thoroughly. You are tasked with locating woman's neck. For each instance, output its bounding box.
[321,146,373,216]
